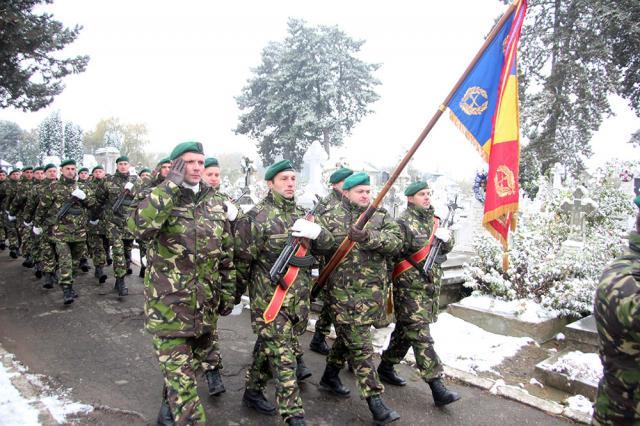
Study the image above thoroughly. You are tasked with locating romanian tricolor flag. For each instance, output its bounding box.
[447,0,527,269]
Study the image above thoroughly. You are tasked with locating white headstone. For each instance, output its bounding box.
[299,141,328,208]
[552,163,564,190]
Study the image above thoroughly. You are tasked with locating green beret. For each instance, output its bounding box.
[329,167,353,184]
[60,159,76,168]
[0,169,6,174]
[44,163,57,172]
[342,172,370,190]
[170,141,204,160]
[33,166,44,172]
[635,195,640,209]
[9,168,21,175]
[139,167,152,175]
[22,166,33,172]
[78,167,89,174]
[404,181,429,196]
[264,159,294,181]
[115,156,129,164]
[205,157,219,168]
[157,157,171,166]
[91,165,104,172]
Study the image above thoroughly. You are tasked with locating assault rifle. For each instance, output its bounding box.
[423,195,462,276]
[269,197,321,290]
[56,196,79,222]
[112,187,132,213]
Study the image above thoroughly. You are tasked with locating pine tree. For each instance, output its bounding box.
[64,122,83,163]
[38,111,64,160]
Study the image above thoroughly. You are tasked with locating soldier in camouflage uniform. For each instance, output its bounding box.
[310,166,353,356]
[317,172,401,425]
[128,142,236,426]
[34,159,94,304]
[31,164,61,289]
[86,165,110,284]
[76,167,92,273]
[203,156,241,224]
[234,160,334,426]
[21,166,46,277]
[104,156,140,296]
[9,166,35,267]
[592,196,640,425]
[0,169,7,250]
[378,181,460,407]
[4,168,22,258]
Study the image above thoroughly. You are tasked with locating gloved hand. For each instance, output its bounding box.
[434,228,451,243]
[348,225,369,243]
[71,188,86,200]
[89,219,99,225]
[434,204,448,220]
[291,218,321,240]
[166,158,186,186]
[23,221,32,227]
[32,226,42,235]
[7,214,16,222]
[218,299,234,316]
[124,182,134,191]
[224,201,238,221]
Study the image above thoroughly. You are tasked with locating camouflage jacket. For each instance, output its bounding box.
[316,189,343,215]
[234,191,334,334]
[104,171,140,233]
[128,180,236,338]
[8,177,34,219]
[22,179,47,224]
[2,179,18,214]
[593,231,640,419]
[320,198,402,325]
[34,176,95,242]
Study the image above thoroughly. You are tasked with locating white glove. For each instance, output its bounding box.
[124,182,134,191]
[32,227,42,236]
[224,201,238,221]
[7,214,16,222]
[23,221,32,227]
[89,219,99,225]
[434,228,451,243]
[71,188,86,200]
[291,218,322,240]
[434,204,448,220]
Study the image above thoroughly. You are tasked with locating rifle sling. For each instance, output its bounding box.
[392,217,439,281]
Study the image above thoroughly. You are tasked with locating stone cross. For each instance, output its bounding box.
[561,186,597,243]
[298,141,328,208]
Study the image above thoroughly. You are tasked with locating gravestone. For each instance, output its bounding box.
[94,147,120,175]
[298,141,328,209]
[552,162,564,190]
[560,187,597,254]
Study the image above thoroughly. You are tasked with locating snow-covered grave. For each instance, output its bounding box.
[535,350,603,400]
[447,294,570,343]
[563,315,599,352]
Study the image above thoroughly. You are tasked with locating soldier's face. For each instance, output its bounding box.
[346,185,371,207]
[23,170,33,179]
[332,181,345,194]
[203,166,221,188]
[92,169,105,179]
[0,173,5,181]
[34,170,44,180]
[408,189,432,209]
[140,172,150,179]
[181,152,205,185]
[160,163,172,178]
[61,165,76,180]
[78,171,89,180]
[10,172,20,181]
[268,171,296,199]
[117,161,130,174]
[45,168,58,180]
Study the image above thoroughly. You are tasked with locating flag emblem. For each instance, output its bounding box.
[460,86,489,115]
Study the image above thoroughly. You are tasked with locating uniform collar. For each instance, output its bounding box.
[407,202,434,220]
[268,190,297,212]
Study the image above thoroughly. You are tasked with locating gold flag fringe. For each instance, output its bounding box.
[448,111,490,163]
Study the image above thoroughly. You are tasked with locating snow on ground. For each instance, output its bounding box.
[370,313,534,376]
[458,294,560,323]
[0,350,93,425]
[565,394,594,416]
[545,351,603,386]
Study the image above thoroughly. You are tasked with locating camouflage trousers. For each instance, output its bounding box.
[593,373,640,425]
[108,223,133,278]
[40,236,58,273]
[87,232,108,267]
[327,323,384,398]
[153,333,222,426]
[315,294,333,336]
[19,221,34,257]
[381,320,443,381]
[54,240,84,288]
[246,315,304,420]
[6,220,20,250]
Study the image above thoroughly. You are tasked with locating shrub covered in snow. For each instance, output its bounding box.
[464,164,635,318]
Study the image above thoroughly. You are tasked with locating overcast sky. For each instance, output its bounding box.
[1,0,638,179]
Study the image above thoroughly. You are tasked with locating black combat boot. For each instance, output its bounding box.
[242,388,277,416]
[107,257,113,266]
[428,378,461,406]
[319,364,351,398]
[205,369,225,396]
[309,330,330,355]
[138,265,146,278]
[377,361,407,386]
[156,398,176,426]
[79,258,90,272]
[0,240,5,250]
[287,415,306,425]
[94,267,107,284]
[22,256,34,268]
[63,286,74,305]
[366,395,400,425]
[9,248,18,259]
[126,262,133,275]
[34,263,43,279]
[296,356,312,381]
[43,272,55,289]
[115,277,128,297]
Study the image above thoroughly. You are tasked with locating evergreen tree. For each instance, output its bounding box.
[16,128,40,166]
[63,122,83,162]
[0,120,22,163]
[38,111,64,159]
[235,18,381,168]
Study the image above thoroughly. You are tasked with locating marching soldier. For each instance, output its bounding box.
[33,159,94,304]
[203,157,239,222]
[9,166,35,267]
[0,168,7,250]
[104,156,140,296]
[77,167,90,181]
[234,160,333,425]
[77,167,93,273]
[21,166,46,277]
[31,164,61,289]
[86,165,110,284]
[310,166,353,355]
[4,168,23,259]
[138,167,152,182]
[129,142,236,426]
[592,196,640,425]
[378,181,460,406]
[317,172,402,425]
